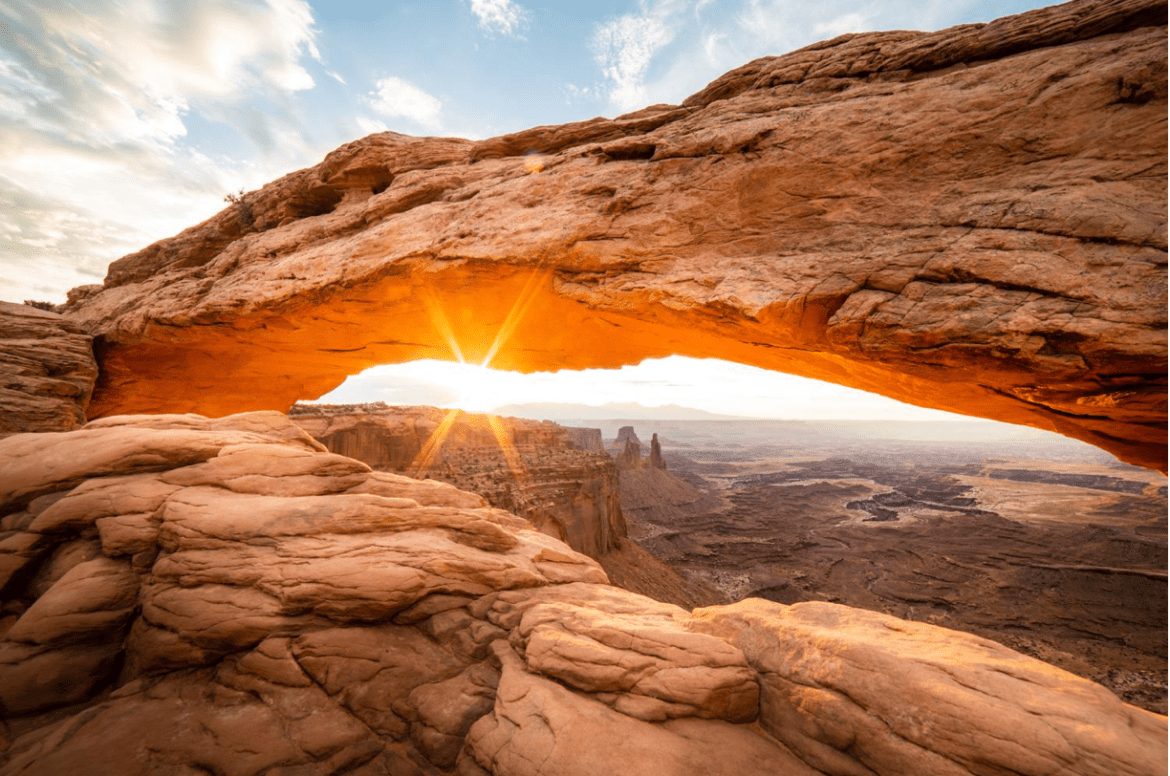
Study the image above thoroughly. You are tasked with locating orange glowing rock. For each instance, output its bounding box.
[62,0,1166,471]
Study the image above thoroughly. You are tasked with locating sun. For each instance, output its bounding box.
[404,270,552,479]
[450,364,512,413]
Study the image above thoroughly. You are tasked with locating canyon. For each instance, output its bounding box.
[286,403,720,610]
[605,418,1169,714]
[0,0,1166,773]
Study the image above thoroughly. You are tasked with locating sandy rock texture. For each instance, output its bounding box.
[0,416,1165,774]
[691,599,1167,776]
[0,302,96,436]
[289,403,626,558]
[63,0,1167,470]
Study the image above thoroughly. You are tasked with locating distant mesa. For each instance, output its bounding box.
[614,425,643,448]
[610,425,668,472]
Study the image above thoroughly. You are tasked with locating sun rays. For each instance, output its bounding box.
[406,269,552,481]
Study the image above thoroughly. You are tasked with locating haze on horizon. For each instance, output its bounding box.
[308,356,1092,445]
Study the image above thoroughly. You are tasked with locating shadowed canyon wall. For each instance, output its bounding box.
[288,403,626,558]
[62,0,1166,471]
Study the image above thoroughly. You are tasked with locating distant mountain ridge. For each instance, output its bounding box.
[491,402,750,421]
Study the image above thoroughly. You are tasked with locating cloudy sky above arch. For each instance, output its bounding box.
[1,0,1057,419]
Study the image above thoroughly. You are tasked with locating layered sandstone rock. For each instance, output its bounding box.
[0,302,96,435]
[0,416,1164,775]
[288,403,626,558]
[60,0,1167,470]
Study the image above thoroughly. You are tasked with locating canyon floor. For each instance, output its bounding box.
[587,419,1169,715]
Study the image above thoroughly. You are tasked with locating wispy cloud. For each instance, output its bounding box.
[467,0,530,37]
[3,0,324,148]
[355,115,391,136]
[367,76,443,130]
[0,175,129,302]
[0,0,331,302]
[592,1,689,112]
[813,12,868,37]
[587,0,962,115]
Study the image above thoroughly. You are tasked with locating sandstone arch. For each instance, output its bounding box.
[64,0,1167,470]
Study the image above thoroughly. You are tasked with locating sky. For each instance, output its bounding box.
[1,0,1059,421]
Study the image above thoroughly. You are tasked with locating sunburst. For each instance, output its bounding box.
[407,269,552,482]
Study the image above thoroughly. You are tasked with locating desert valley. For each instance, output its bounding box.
[0,0,1166,774]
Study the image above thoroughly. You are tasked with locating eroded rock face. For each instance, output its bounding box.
[0,417,1164,774]
[0,412,604,722]
[61,0,1167,471]
[288,403,626,558]
[0,302,96,436]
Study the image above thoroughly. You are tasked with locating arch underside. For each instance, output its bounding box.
[67,2,1167,471]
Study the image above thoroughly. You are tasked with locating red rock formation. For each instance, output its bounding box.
[288,403,626,558]
[0,303,96,435]
[62,0,1167,470]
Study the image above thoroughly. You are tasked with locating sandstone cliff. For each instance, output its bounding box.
[0,413,1164,775]
[289,403,626,559]
[0,303,96,436]
[59,0,1167,471]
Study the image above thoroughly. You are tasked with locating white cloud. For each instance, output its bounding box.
[592,0,691,112]
[563,82,603,104]
[8,1,324,148]
[467,0,530,37]
[356,115,391,136]
[597,0,976,114]
[0,1,332,303]
[813,12,868,37]
[367,76,443,129]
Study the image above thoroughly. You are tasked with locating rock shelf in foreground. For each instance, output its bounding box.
[0,413,1164,775]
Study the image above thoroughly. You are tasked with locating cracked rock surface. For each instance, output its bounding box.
[63,0,1167,470]
[0,303,96,436]
[0,414,1164,774]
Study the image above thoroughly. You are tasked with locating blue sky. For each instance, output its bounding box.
[0,0,1060,419]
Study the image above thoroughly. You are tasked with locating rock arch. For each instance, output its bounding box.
[64,0,1167,470]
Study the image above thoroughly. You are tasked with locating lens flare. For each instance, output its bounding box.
[419,288,466,364]
[406,267,553,482]
[480,268,551,369]
[409,408,460,477]
[487,413,527,481]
